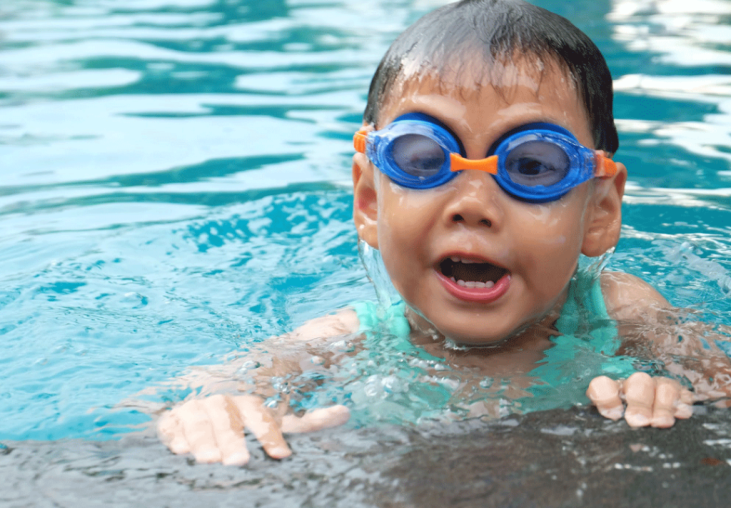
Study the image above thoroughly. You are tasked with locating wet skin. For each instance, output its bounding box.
[353,61,625,345]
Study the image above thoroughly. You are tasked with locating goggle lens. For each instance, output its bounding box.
[503,138,570,188]
[391,133,446,178]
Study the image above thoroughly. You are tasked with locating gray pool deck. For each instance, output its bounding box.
[3,406,731,507]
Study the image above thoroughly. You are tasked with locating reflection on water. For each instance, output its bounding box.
[602,0,731,314]
[0,0,427,198]
[610,0,731,193]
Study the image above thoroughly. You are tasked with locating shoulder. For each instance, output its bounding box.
[600,271,672,322]
[282,307,360,342]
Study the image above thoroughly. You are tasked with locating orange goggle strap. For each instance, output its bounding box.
[353,129,368,154]
[594,152,618,179]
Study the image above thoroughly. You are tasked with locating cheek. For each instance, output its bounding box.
[375,184,452,298]
[516,204,587,292]
[375,190,423,288]
[376,183,444,260]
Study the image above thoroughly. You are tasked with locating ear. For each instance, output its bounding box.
[352,152,379,249]
[581,162,627,257]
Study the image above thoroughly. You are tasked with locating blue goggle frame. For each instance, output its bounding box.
[353,113,617,203]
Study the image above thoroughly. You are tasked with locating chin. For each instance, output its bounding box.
[433,313,542,347]
[405,300,541,347]
[438,323,521,347]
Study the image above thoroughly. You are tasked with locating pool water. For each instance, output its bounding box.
[2,0,731,503]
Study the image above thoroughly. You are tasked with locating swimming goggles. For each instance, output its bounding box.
[353,113,618,203]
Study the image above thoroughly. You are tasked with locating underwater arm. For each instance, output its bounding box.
[157,308,360,465]
[587,272,731,426]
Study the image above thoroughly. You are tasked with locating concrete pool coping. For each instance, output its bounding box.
[3,405,730,507]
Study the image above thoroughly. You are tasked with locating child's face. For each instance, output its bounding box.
[353,61,625,345]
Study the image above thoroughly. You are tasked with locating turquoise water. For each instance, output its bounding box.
[2,0,731,445]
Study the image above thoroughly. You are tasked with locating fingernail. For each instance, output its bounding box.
[223,452,249,466]
[169,439,190,455]
[269,446,292,459]
[599,406,624,421]
[675,403,693,419]
[195,448,222,463]
[626,413,650,428]
[651,416,674,428]
[323,406,351,427]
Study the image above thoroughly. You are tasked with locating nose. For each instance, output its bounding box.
[442,171,505,229]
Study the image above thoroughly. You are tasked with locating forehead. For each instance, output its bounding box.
[378,56,592,147]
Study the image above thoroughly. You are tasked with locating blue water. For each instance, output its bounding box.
[2,0,731,444]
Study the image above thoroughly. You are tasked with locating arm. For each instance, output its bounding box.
[587,271,731,427]
[157,308,360,465]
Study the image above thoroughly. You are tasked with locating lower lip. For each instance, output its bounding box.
[435,271,511,303]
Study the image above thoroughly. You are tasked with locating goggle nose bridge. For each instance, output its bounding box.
[449,153,499,175]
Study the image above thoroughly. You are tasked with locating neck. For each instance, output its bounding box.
[403,291,570,374]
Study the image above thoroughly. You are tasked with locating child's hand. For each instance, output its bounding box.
[157,394,350,466]
[586,372,693,428]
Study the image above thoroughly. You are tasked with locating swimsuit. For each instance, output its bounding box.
[521,270,636,411]
[351,270,635,411]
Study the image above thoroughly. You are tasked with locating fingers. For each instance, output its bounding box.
[675,388,694,419]
[159,395,350,465]
[588,373,695,428]
[624,372,655,427]
[158,395,251,465]
[651,381,693,425]
[649,377,680,428]
[203,395,250,466]
[281,405,351,433]
[157,411,189,454]
[175,399,224,463]
[625,374,694,428]
[232,396,292,460]
[586,376,624,421]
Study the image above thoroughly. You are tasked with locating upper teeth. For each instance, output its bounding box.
[450,256,479,264]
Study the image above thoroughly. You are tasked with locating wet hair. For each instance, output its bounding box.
[363,0,619,153]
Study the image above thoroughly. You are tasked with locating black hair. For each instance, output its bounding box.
[363,0,619,153]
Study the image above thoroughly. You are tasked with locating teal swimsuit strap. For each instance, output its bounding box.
[352,300,411,338]
[351,300,444,361]
[539,271,635,380]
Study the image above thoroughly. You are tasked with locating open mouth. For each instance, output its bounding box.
[439,256,508,288]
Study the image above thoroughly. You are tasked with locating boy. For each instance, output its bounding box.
[157,0,730,466]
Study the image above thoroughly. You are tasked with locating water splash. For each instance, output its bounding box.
[357,239,401,310]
